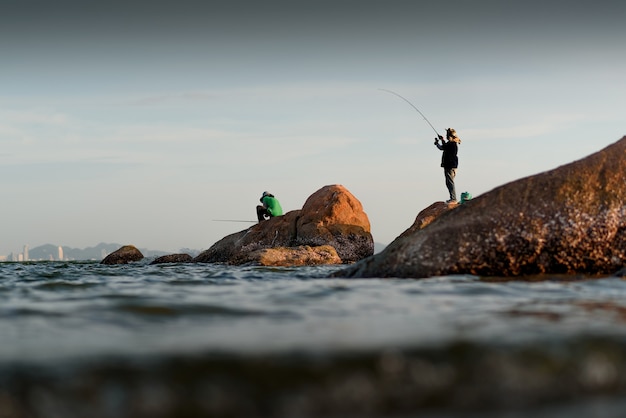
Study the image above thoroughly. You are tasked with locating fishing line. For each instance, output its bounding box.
[212,220,257,223]
[379,89,441,138]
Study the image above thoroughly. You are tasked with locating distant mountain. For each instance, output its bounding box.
[27,243,170,261]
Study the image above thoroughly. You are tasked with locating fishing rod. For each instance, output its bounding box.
[212,219,257,223]
[379,89,442,138]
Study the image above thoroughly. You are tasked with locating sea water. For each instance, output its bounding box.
[2,261,626,417]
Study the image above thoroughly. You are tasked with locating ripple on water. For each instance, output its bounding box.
[112,301,275,318]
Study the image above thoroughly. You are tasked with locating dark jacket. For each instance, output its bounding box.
[438,141,458,169]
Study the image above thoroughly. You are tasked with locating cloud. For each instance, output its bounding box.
[461,113,587,141]
[0,109,70,127]
[125,92,218,107]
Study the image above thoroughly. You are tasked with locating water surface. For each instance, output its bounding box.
[2,261,626,417]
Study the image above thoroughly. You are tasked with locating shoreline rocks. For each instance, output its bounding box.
[336,136,626,279]
[102,136,624,277]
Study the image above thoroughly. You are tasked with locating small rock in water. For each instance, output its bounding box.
[150,254,193,265]
[101,245,144,265]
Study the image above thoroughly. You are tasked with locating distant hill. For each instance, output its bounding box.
[27,243,170,261]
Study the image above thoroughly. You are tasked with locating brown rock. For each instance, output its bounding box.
[398,201,457,239]
[294,185,373,262]
[337,136,626,278]
[249,245,342,266]
[193,185,373,265]
[101,245,144,265]
[150,254,193,265]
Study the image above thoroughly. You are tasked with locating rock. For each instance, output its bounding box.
[249,245,342,266]
[150,254,193,265]
[101,245,144,265]
[295,185,374,262]
[194,184,374,265]
[398,201,457,239]
[616,268,626,277]
[336,136,626,278]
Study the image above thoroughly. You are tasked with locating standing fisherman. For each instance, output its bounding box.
[435,128,461,203]
[378,90,466,203]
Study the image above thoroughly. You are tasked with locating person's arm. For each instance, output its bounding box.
[434,135,444,150]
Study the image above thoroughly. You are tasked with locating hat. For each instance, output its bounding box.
[262,191,270,198]
[447,128,461,143]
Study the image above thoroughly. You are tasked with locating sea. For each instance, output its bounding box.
[2,260,626,418]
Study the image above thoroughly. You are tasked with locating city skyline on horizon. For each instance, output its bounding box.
[0,242,176,262]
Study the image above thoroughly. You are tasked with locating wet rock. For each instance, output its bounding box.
[248,245,342,266]
[194,184,373,265]
[150,254,193,265]
[337,136,626,278]
[101,245,144,265]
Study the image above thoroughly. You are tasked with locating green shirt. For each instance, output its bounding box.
[262,195,283,216]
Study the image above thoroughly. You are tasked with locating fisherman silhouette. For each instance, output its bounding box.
[434,128,461,203]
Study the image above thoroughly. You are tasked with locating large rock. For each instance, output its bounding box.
[194,185,373,265]
[101,245,144,265]
[337,137,626,278]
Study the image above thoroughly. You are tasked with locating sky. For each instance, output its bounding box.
[1,0,625,256]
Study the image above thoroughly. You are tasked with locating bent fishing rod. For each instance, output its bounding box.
[379,89,442,138]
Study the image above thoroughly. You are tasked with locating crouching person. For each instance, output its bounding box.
[256,191,283,222]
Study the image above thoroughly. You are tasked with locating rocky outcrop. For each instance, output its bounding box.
[150,254,193,265]
[101,245,144,265]
[193,185,373,265]
[336,136,626,279]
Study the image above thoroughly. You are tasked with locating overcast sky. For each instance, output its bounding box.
[1,0,624,256]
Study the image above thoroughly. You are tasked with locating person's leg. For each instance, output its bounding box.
[445,168,457,201]
[256,205,269,222]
